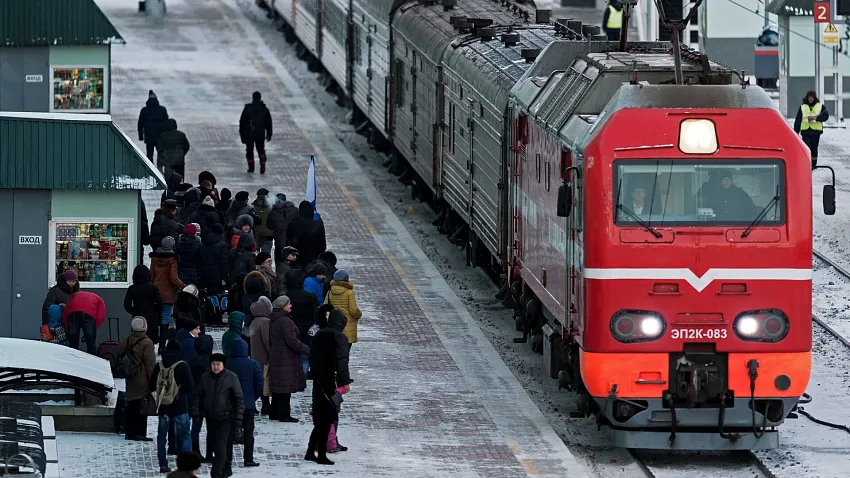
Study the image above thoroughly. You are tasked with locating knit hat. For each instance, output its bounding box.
[182,318,200,332]
[281,246,299,256]
[308,263,327,277]
[211,223,224,234]
[210,353,226,365]
[273,295,291,309]
[60,269,78,282]
[160,236,175,251]
[148,90,156,99]
[131,316,147,332]
[257,188,269,196]
[235,191,250,202]
[183,284,200,297]
[333,269,350,282]
[275,193,287,203]
[255,252,271,266]
[202,196,215,207]
[176,452,202,472]
[191,223,201,236]
[184,223,198,236]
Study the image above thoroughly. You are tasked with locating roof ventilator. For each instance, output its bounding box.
[501,32,521,46]
[477,27,497,41]
[450,16,468,28]
[442,0,457,11]
[581,24,601,37]
[470,18,494,28]
[567,20,584,39]
[521,48,540,63]
[536,9,552,24]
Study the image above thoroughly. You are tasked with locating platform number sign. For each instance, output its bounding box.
[814,2,830,23]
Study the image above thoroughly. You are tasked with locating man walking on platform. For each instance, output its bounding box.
[138,90,169,165]
[239,91,273,174]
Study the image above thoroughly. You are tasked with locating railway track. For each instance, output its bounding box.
[812,250,850,349]
[628,448,776,478]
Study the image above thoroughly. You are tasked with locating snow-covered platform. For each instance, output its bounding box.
[54,0,588,476]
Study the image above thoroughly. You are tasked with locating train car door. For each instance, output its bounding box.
[565,158,584,333]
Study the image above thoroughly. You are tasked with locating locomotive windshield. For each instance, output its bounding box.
[613,160,785,227]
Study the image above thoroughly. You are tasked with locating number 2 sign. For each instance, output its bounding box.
[814,2,830,23]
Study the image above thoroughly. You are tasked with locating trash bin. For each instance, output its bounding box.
[541,323,562,379]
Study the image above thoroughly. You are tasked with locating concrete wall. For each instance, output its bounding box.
[51,190,140,344]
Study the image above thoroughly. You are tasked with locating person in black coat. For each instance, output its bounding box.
[161,172,184,207]
[175,224,203,287]
[149,208,183,250]
[266,194,299,261]
[189,335,214,458]
[150,339,195,473]
[284,272,318,348]
[200,224,229,296]
[216,188,232,216]
[225,338,263,467]
[225,191,253,230]
[228,235,257,283]
[286,201,327,269]
[189,196,224,232]
[124,265,163,343]
[227,273,248,314]
[239,91,273,174]
[192,354,244,478]
[157,118,190,177]
[177,189,202,226]
[138,90,169,163]
[242,271,268,329]
[306,310,352,465]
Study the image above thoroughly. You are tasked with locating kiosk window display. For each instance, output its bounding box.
[51,67,106,111]
[50,219,134,287]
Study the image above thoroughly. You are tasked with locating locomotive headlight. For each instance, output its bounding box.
[678,119,718,154]
[611,310,666,343]
[736,316,760,336]
[733,310,790,342]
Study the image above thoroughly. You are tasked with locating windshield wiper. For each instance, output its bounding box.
[741,186,780,238]
[617,204,664,238]
[615,178,662,239]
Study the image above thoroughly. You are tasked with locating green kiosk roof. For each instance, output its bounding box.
[0,0,125,47]
[0,113,167,190]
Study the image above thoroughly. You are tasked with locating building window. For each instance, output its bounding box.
[51,67,106,112]
[52,221,132,286]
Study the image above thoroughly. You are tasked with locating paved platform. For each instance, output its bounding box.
[55,0,588,476]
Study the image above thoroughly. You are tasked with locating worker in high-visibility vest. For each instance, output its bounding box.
[793,90,830,169]
[603,0,624,41]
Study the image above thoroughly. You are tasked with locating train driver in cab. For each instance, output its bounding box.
[629,187,648,216]
[699,170,756,221]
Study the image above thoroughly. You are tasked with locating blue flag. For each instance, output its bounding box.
[306,155,321,221]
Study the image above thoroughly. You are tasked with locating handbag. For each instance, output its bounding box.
[40,325,53,342]
[140,393,158,416]
[329,392,343,414]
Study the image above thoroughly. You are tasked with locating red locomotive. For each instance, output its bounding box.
[255,0,838,451]
[509,49,835,449]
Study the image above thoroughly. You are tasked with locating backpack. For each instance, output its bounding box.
[114,337,144,379]
[155,361,184,408]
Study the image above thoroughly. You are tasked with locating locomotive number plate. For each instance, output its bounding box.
[670,328,728,340]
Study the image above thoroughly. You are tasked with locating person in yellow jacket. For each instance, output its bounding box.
[602,0,623,41]
[324,269,362,349]
[793,90,829,170]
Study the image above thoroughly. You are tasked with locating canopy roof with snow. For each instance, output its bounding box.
[0,112,166,191]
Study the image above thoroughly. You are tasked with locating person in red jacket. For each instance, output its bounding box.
[63,291,106,354]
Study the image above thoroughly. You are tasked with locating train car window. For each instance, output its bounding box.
[536,154,541,184]
[450,105,456,154]
[479,103,484,118]
[545,160,551,191]
[459,85,464,98]
[612,160,786,227]
[394,60,405,107]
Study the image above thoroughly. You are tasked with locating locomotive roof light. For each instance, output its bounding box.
[733,310,790,343]
[610,310,666,343]
[678,119,718,154]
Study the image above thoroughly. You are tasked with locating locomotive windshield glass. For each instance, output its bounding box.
[613,160,786,226]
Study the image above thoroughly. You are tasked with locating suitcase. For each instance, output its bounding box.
[114,391,127,434]
[97,317,122,377]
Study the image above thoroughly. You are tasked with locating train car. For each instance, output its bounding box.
[508,45,823,450]
[321,0,352,94]
[389,0,534,193]
[295,0,321,57]
[440,24,558,265]
[350,0,402,137]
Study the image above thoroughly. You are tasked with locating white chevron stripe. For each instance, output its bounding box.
[583,268,812,292]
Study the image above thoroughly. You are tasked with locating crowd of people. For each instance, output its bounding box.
[40,168,361,475]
